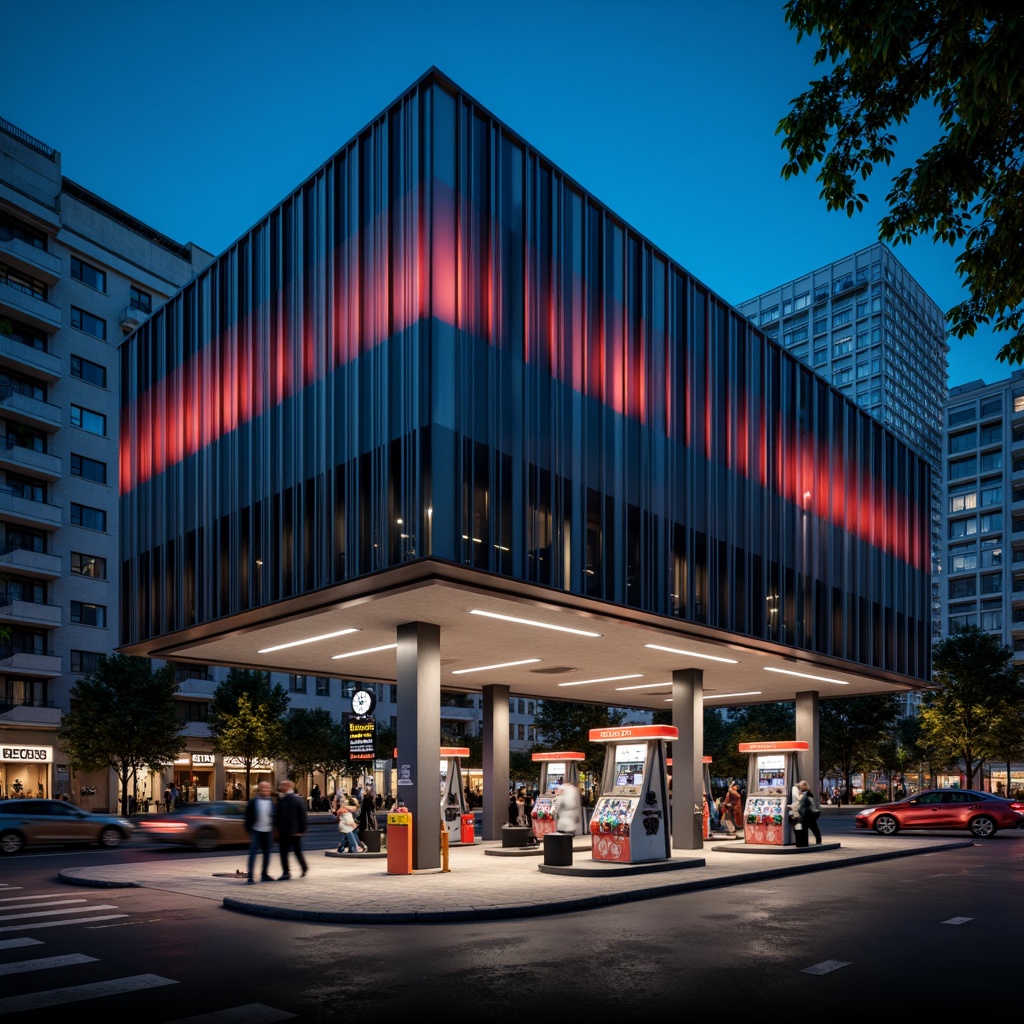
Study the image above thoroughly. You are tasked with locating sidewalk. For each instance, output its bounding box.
[58,826,977,924]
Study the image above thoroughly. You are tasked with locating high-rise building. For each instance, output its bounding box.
[0,117,214,802]
[737,244,949,697]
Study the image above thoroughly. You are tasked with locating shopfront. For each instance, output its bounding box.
[1,743,52,800]
[224,757,274,800]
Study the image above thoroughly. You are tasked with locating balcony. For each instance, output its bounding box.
[0,598,62,628]
[0,701,61,727]
[0,387,61,431]
[120,304,149,333]
[0,544,61,579]
[0,488,61,530]
[439,703,478,723]
[0,438,62,481]
[0,647,61,676]
[0,331,62,382]
[0,280,61,332]
[0,233,61,283]
[174,676,216,697]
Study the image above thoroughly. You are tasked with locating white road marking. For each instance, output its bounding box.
[0,895,63,903]
[0,938,42,949]
[167,1005,298,1023]
[0,953,97,976]
[0,914,128,933]
[802,959,851,974]
[0,905,117,923]
[942,916,973,925]
[0,898,92,909]
[0,973,177,1014]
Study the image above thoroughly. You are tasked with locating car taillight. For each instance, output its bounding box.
[1009,802,1024,812]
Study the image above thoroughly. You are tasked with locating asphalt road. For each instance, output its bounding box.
[1,819,1020,1020]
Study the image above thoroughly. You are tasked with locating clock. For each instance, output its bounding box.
[351,688,376,717]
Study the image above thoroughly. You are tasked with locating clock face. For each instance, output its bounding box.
[352,689,376,716]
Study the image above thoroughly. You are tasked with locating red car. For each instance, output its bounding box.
[854,789,1024,838]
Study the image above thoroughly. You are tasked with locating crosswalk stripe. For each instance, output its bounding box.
[167,1004,297,1023]
[0,899,92,911]
[0,973,177,1014]
[0,938,42,949]
[0,905,117,923]
[0,894,90,903]
[0,914,128,934]
[0,953,97,976]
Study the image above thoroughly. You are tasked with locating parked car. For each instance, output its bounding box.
[0,798,135,854]
[854,788,1024,838]
[136,800,249,851]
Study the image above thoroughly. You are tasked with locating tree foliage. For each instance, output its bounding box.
[922,625,1024,788]
[279,707,346,796]
[778,2,1024,362]
[532,700,626,790]
[207,668,290,798]
[58,655,185,815]
[819,693,901,796]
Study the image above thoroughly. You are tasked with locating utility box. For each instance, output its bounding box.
[387,812,412,874]
[460,813,475,845]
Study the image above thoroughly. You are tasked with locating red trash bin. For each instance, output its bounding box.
[460,813,475,844]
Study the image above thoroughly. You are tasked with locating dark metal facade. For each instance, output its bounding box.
[119,69,931,681]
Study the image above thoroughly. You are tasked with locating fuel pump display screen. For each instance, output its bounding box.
[545,763,566,793]
[756,755,785,790]
[613,744,647,787]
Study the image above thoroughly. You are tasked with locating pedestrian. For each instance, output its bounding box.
[508,786,535,842]
[310,783,321,810]
[275,779,308,879]
[335,797,362,853]
[553,782,583,834]
[793,780,822,847]
[244,780,276,883]
[163,783,173,813]
[721,782,743,835]
[359,789,376,832]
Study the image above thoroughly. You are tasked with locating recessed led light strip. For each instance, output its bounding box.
[703,691,764,699]
[451,659,542,675]
[470,609,603,637]
[763,667,849,685]
[331,643,398,660]
[615,681,672,691]
[559,674,644,688]
[258,628,359,654]
[644,643,739,664]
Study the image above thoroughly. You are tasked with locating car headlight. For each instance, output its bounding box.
[855,810,869,817]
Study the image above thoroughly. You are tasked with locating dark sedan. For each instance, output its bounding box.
[0,798,135,854]
[854,788,1024,838]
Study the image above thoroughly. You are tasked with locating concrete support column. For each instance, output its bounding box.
[482,684,510,841]
[672,667,704,851]
[795,690,820,792]
[396,621,441,870]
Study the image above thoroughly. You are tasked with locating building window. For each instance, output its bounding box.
[70,405,106,436]
[949,457,977,480]
[948,577,976,599]
[70,355,107,388]
[949,547,978,573]
[70,650,103,674]
[1014,394,1024,414]
[980,397,1002,417]
[70,256,106,293]
[71,600,107,627]
[70,306,106,340]
[980,512,1002,533]
[949,488,977,513]
[948,518,977,539]
[948,430,976,454]
[832,307,853,327]
[315,677,330,696]
[980,423,1003,446]
[70,453,107,484]
[949,612,977,632]
[980,484,1002,506]
[759,305,779,325]
[288,674,307,693]
[0,261,46,299]
[129,286,152,313]
[517,724,525,740]
[980,451,1003,472]
[5,473,44,503]
[793,291,809,310]
[70,503,106,531]
[980,542,1002,568]
[980,573,1001,595]
[3,577,45,604]
[981,608,1002,631]
[948,405,976,426]
[70,552,107,578]
[833,336,853,357]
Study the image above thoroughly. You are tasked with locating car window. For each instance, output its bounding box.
[222,804,245,817]
[18,800,47,815]
[51,802,81,816]
[917,793,942,804]
[943,792,970,804]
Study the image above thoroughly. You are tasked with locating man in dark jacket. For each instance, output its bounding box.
[275,780,309,880]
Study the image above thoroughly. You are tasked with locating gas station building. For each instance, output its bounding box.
[118,68,932,868]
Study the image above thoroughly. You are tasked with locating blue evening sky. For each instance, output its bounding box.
[2,0,1008,389]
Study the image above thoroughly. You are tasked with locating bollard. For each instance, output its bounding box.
[441,823,451,872]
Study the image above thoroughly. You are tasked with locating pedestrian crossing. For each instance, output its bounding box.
[0,885,295,1019]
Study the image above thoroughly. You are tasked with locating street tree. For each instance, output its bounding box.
[59,654,184,815]
[533,699,627,797]
[819,693,902,798]
[280,707,343,797]
[208,668,290,798]
[778,2,1024,363]
[923,625,1024,789]
[874,714,924,799]
[987,707,1024,797]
